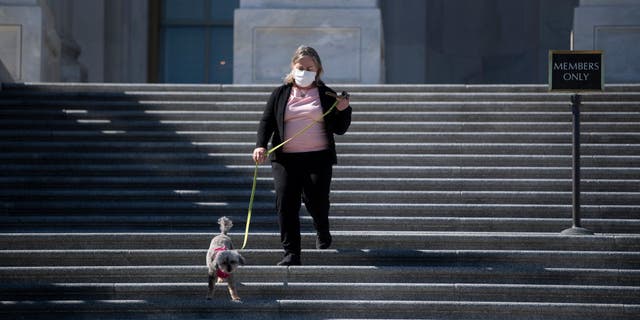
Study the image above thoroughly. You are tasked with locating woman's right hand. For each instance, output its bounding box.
[252,147,267,164]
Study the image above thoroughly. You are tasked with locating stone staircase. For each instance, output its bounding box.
[0,83,639,319]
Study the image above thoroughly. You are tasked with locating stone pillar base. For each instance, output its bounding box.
[574,0,640,83]
[234,1,383,84]
[0,1,60,82]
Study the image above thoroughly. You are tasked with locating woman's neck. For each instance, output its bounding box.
[295,84,315,90]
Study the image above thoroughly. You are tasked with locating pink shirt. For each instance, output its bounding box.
[283,87,328,153]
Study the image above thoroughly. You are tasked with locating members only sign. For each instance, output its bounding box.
[549,50,603,91]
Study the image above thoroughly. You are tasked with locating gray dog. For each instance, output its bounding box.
[206,216,245,302]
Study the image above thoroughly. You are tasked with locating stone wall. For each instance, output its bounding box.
[381,0,580,84]
[573,0,640,83]
[0,0,147,83]
[2,0,637,84]
[0,0,60,82]
[233,0,383,84]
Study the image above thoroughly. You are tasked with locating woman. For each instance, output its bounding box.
[252,45,352,266]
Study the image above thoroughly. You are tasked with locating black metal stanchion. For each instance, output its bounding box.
[561,94,594,235]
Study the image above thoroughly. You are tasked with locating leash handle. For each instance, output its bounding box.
[241,92,346,250]
[326,91,350,100]
[241,161,259,250]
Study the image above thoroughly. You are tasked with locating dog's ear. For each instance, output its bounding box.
[238,255,246,266]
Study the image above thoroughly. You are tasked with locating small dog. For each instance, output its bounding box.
[206,216,245,302]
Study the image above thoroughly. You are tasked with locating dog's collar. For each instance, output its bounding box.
[216,268,231,279]
[213,246,231,279]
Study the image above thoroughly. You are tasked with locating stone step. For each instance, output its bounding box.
[4,203,639,219]
[2,176,638,191]
[318,217,640,234]
[0,215,637,234]
[3,129,638,143]
[3,91,640,105]
[0,98,631,108]
[2,120,639,135]
[3,152,639,167]
[3,164,637,179]
[3,141,639,156]
[2,194,639,216]
[2,249,639,269]
[0,297,637,320]
[3,82,637,93]
[2,190,638,208]
[329,203,640,219]
[2,232,638,251]
[3,120,640,134]
[0,99,572,112]
[2,281,638,304]
[3,99,639,114]
[5,110,640,123]
[2,265,637,286]
[2,88,639,102]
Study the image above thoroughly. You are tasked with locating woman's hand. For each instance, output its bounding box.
[326,91,350,111]
[336,95,350,111]
[252,147,267,164]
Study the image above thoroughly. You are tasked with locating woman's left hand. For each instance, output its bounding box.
[336,95,350,111]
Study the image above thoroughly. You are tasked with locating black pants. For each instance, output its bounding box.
[271,150,333,256]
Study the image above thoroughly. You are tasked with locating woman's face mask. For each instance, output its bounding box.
[293,69,316,88]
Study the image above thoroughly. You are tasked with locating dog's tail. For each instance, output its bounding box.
[218,216,233,235]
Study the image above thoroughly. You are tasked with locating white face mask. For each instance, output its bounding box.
[293,69,316,87]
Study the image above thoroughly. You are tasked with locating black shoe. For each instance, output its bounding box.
[316,232,332,249]
[277,253,301,266]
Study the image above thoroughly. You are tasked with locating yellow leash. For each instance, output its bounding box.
[241,93,343,249]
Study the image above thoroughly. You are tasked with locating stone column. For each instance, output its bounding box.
[234,0,384,84]
[103,0,148,83]
[69,0,104,83]
[573,0,640,83]
[0,0,60,81]
[49,0,86,82]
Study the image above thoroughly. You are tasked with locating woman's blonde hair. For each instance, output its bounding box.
[284,45,324,85]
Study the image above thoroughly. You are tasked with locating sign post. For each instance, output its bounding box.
[549,50,603,235]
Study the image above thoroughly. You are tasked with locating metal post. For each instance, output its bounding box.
[561,94,593,235]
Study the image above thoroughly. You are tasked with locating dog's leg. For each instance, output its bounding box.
[206,250,215,300]
[227,275,241,302]
[206,273,216,300]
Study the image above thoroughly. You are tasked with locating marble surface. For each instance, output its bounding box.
[239,0,378,9]
[574,1,640,83]
[234,7,383,84]
[0,24,21,80]
[0,2,60,81]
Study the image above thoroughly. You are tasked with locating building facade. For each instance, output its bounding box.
[0,0,638,84]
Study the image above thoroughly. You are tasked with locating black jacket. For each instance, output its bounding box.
[256,83,352,164]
